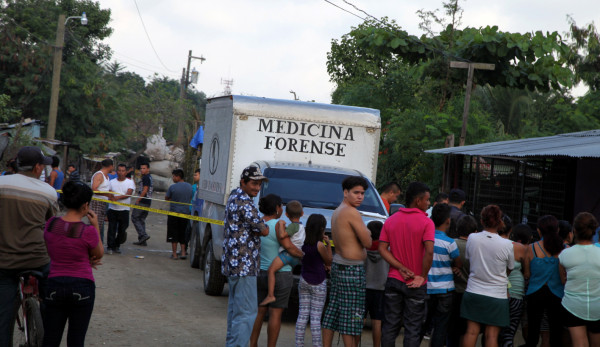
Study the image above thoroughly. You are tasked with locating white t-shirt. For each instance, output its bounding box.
[465,230,514,299]
[279,224,306,253]
[108,178,136,211]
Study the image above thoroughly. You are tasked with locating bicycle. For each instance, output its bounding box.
[10,270,44,347]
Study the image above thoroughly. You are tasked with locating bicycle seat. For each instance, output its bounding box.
[17,270,44,279]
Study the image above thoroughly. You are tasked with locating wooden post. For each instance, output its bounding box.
[47,14,66,143]
[450,61,495,146]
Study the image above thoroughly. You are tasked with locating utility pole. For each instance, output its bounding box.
[47,14,66,143]
[450,61,495,146]
[47,13,87,144]
[178,50,205,145]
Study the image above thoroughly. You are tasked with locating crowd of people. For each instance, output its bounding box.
[222,165,600,347]
[3,147,600,347]
[0,146,201,346]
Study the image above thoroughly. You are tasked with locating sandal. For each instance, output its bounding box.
[170,254,179,260]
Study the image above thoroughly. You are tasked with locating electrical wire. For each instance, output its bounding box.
[324,0,471,63]
[323,0,366,21]
[132,0,178,73]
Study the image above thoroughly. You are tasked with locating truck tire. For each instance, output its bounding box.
[203,239,226,296]
[189,222,201,268]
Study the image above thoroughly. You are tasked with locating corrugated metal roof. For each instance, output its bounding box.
[425,129,600,158]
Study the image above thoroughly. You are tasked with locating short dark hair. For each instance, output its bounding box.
[435,192,449,203]
[67,164,76,169]
[367,220,383,241]
[511,223,533,244]
[51,156,60,168]
[117,163,127,170]
[573,212,598,242]
[342,176,368,191]
[172,169,184,179]
[432,203,451,228]
[285,200,303,219]
[101,158,114,168]
[457,215,478,237]
[381,182,400,194]
[194,168,200,174]
[405,182,430,206]
[61,181,93,209]
[140,163,150,169]
[449,189,466,204]
[258,194,282,216]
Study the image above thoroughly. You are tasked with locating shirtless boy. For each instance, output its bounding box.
[322,176,372,347]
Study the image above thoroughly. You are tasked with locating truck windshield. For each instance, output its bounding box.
[261,168,386,215]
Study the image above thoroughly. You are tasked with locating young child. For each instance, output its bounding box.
[295,214,332,347]
[424,203,461,347]
[364,220,387,347]
[260,200,305,306]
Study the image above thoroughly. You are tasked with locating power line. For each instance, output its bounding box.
[324,0,471,63]
[132,0,178,73]
[323,0,366,21]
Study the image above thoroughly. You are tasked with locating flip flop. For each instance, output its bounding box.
[170,254,179,260]
[179,255,187,260]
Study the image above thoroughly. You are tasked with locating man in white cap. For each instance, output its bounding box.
[222,166,270,347]
[0,146,58,345]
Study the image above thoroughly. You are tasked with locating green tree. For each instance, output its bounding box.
[0,0,115,152]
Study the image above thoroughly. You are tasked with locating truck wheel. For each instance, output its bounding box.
[203,239,226,296]
[189,222,201,268]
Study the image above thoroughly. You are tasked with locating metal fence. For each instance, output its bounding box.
[458,155,575,229]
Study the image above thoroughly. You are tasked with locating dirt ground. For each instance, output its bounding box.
[62,192,525,347]
[75,192,383,346]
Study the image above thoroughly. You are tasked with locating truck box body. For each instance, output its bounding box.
[198,95,381,205]
[192,95,386,297]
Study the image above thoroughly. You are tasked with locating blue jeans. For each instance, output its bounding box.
[0,263,49,347]
[424,292,453,347]
[226,276,258,347]
[381,277,427,347]
[42,276,95,347]
[131,202,151,239]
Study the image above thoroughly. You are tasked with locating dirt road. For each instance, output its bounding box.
[79,193,382,346]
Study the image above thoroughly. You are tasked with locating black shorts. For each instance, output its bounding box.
[563,305,600,333]
[365,288,385,320]
[166,215,187,244]
[257,270,293,308]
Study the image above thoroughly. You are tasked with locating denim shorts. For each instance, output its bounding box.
[257,270,293,308]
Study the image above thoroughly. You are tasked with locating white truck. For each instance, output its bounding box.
[188,95,388,297]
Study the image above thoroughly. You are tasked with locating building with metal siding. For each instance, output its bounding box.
[426,130,600,227]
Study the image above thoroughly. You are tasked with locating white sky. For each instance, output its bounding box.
[97,0,599,103]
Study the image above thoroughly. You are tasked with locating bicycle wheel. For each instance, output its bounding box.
[11,300,26,347]
[24,297,44,347]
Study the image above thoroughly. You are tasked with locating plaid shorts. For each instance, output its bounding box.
[90,199,108,227]
[322,262,366,336]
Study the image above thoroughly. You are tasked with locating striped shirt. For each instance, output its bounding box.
[427,230,460,294]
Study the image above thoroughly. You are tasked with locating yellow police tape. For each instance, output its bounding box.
[91,196,224,226]
[93,190,193,206]
[57,189,224,226]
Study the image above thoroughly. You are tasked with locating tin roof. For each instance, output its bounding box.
[425,129,600,158]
